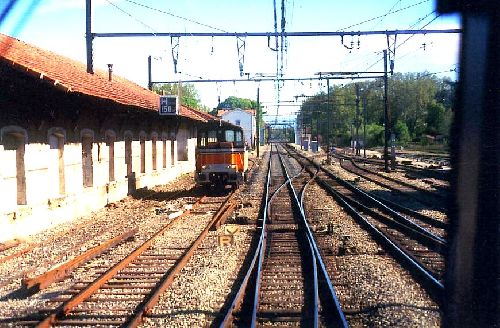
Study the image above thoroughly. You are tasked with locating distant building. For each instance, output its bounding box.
[217,108,256,148]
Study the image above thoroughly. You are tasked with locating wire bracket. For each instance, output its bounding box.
[171,36,180,74]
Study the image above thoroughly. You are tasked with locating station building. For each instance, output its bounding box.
[217,108,256,149]
[0,34,212,242]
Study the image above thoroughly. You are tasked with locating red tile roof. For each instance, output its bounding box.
[0,33,210,122]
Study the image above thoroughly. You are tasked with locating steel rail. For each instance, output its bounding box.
[276,148,319,327]
[278,146,348,327]
[250,146,287,327]
[316,177,444,304]
[22,228,138,293]
[218,152,272,327]
[286,146,444,303]
[343,157,448,211]
[0,244,35,265]
[126,192,238,327]
[250,145,304,326]
[294,153,444,253]
[0,239,21,252]
[329,154,449,229]
[295,150,446,246]
[36,196,206,328]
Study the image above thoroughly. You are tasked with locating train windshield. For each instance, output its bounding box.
[225,129,244,147]
[198,128,244,148]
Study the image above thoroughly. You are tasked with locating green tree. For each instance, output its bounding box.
[365,123,385,147]
[393,120,411,145]
[153,83,205,111]
[298,73,456,148]
[426,101,446,135]
[217,96,258,110]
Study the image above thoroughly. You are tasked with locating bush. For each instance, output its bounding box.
[365,123,385,147]
[394,120,411,146]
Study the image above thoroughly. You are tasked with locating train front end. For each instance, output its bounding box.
[195,124,248,187]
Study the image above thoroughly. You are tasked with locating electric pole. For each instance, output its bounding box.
[85,0,93,74]
[327,79,331,162]
[147,55,152,90]
[383,49,389,171]
[256,87,260,157]
[363,95,367,158]
[355,83,360,156]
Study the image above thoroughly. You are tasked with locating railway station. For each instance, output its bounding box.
[0,1,498,327]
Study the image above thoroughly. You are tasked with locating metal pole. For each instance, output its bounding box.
[327,79,331,162]
[147,55,152,90]
[256,87,260,157]
[351,123,354,153]
[85,0,93,74]
[383,50,389,171]
[355,83,360,156]
[363,95,367,158]
[316,107,319,149]
[93,29,462,38]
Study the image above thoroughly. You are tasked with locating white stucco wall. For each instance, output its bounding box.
[0,128,195,243]
[221,109,256,148]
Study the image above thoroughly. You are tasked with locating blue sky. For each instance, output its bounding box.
[1,0,460,120]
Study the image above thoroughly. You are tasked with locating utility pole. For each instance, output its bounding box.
[355,83,360,156]
[363,95,367,158]
[326,79,331,162]
[316,106,320,149]
[147,55,152,90]
[256,87,260,157]
[383,49,389,171]
[85,0,93,74]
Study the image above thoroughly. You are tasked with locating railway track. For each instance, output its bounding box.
[339,152,450,181]
[0,183,199,292]
[286,146,445,305]
[5,192,238,327]
[332,154,448,213]
[220,145,347,327]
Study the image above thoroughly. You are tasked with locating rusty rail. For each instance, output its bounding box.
[0,245,35,265]
[36,196,206,328]
[0,239,21,252]
[126,191,238,327]
[22,228,138,293]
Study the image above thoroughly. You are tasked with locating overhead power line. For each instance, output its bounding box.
[104,0,157,34]
[370,0,403,30]
[363,13,443,72]
[338,0,430,31]
[92,29,460,38]
[123,0,228,33]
